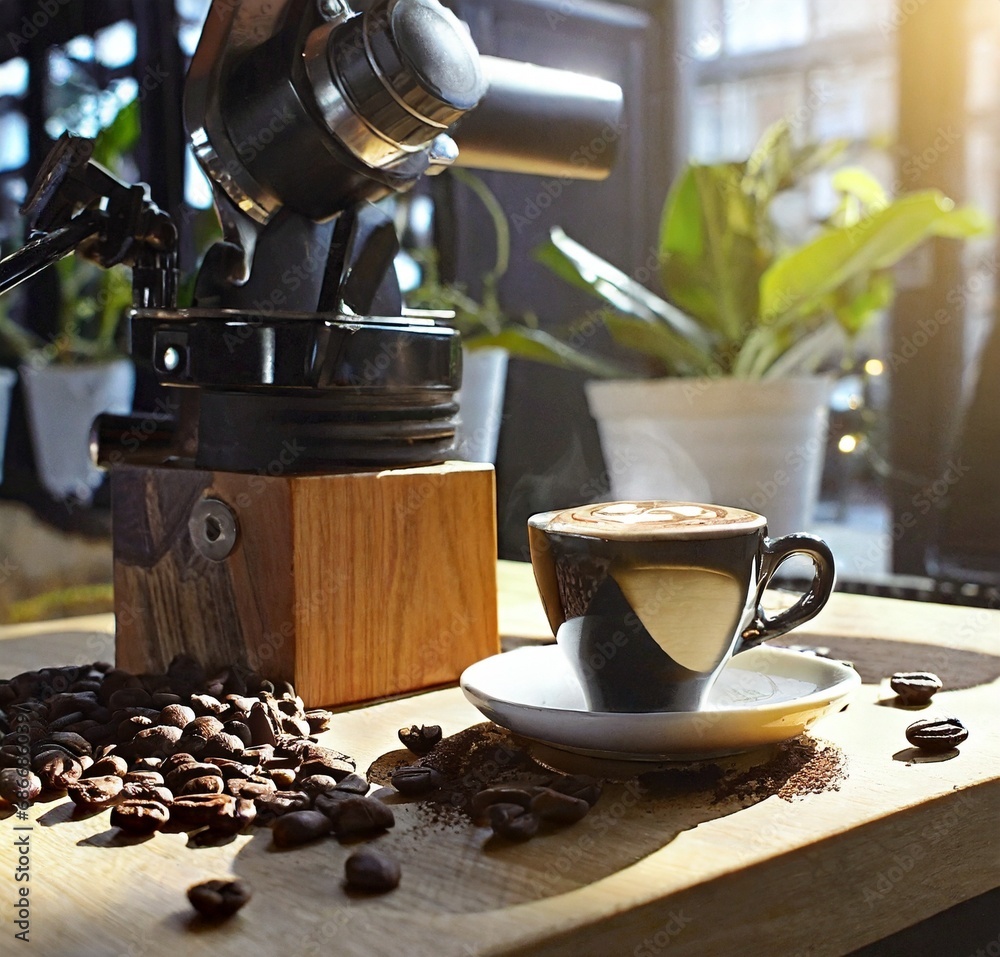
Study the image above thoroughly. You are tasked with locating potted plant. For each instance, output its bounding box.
[405,169,615,463]
[537,121,990,534]
[0,103,138,502]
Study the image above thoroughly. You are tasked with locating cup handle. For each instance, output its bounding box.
[738,534,836,651]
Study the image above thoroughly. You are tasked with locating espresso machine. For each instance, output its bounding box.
[0,0,623,705]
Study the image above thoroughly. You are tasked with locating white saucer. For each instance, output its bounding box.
[460,645,860,761]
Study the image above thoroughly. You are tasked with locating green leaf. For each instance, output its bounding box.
[760,190,993,332]
[832,167,889,209]
[91,100,140,170]
[466,327,625,378]
[537,228,715,350]
[601,312,717,377]
[659,164,762,341]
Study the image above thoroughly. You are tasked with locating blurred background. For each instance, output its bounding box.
[0,0,997,623]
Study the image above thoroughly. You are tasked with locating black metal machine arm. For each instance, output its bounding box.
[0,132,178,310]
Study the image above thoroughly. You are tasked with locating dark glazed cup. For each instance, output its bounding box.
[527,501,836,713]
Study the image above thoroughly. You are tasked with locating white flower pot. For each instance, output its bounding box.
[454,346,508,464]
[0,367,15,484]
[20,358,135,501]
[585,375,833,537]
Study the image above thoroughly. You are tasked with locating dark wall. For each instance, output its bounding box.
[443,0,680,560]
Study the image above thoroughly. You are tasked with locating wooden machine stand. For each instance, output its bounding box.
[111,460,500,708]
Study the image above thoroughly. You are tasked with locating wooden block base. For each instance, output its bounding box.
[111,461,499,707]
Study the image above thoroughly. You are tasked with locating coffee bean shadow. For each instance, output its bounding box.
[892,747,961,765]
[770,635,1000,689]
[77,827,155,848]
[221,725,844,917]
[874,697,933,710]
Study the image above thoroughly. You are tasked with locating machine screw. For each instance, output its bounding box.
[189,498,238,562]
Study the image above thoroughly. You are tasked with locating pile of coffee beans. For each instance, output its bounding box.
[0,657,608,914]
[0,657,407,901]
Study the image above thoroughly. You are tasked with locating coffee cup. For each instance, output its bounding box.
[527,501,836,713]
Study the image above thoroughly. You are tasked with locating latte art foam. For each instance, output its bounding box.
[533,501,766,540]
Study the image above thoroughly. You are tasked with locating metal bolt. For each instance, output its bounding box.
[189,498,238,562]
[317,0,352,22]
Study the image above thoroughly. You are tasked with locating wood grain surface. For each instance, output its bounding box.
[0,563,998,957]
[112,462,500,707]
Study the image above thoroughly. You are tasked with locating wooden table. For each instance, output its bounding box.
[1,561,998,957]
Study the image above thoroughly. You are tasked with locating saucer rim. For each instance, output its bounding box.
[460,644,860,721]
[459,645,860,761]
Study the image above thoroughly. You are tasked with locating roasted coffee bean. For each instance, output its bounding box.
[205,758,255,781]
[121,782,174,805]
[67,775,124,809]
[48,711,86,732]
[190,694,227,717]
[272,809,333,847]
[906,716,968,752]
[183,715,225,739]
[548,774,602,807]
[166,762,222,791]
[264,767,298,789]
[187,879,252,919]
[256,790,312,817]
[44,731,91,757]
[0,768,41,804]
[151,692,182,708]
[226,779,276,800]
[199,732,245,761]
[110,799,170,835]
[209,797,257,836]
[132,725,183,758]
[530,788,591,824]
[397,724,442,755]
[132,757,163,772]
[329,796,395,837]
[223,721,253,747]
[179,774,225,796]
[300,744,355,773]
[247,703,278,747]
[391,766,444,796]
[305,709,334,733]
[299,774,340,798]
[84,754,129,779]
[118,715,154,739]
[890,672,943,706]
[344,849,400,893]
[161,750,197,771]
[48,692,99,721]
[107,687,152,711]
[313,790,353,818]
[33,750,83,790]
[280,715,311,737]
[170,794,237,829]
[123,770,164,786]
[334,773,369,796]
[159,704,195,729]
[471,787,534,818]
[488,803,539,841]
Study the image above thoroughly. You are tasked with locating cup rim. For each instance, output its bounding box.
[528,500,768,542]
